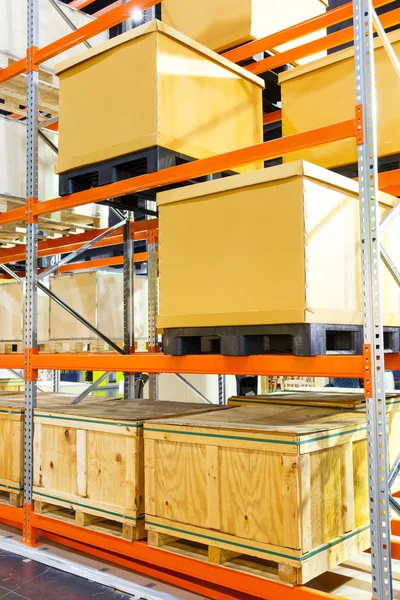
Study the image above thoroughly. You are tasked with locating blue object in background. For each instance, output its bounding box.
[333,378,360,388]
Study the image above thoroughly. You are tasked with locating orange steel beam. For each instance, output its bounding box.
[34,0,159,66]
[263,110,282,125]
[30,513,342,600]
[0,505,24,525]
[35,533,256,600]
[246,6,400,75]
[20,120,355,219]
[94,0,123,17]
[58,252,148,274]
[32,352,367,377]
[0,354,25,369]
[392,519,400,536]
[0,58,27,86]
[69,0,97,8]
[0,219,157,264]
[222,0,394,63]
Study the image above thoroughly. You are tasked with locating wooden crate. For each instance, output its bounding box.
[54,20,264,175]
[280,29,400,169]
[0,282,49,344]
[144,405,377,584]
[49,271,124,344]
[162,0,326,53]
[0,392,110,508]
[33,400,230,540]
[228,391,400,490]
[157,161,400,329]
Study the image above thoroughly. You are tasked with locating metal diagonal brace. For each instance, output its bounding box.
[373,8,400,80]
[47,0,92,49]
[389,452,400,489]
[175,374,212,404]
[0,264,23,282]
[71,371,112,404]
[38,116,58,131]
[38,219,127,280]
[37,282,125,355]
[381,245,400,287]
[7,369,46,393]
[38,130,58,155]
[381,200,400,232]
[390,495,400,517]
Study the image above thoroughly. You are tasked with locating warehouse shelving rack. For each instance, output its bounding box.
[0,0,399,598]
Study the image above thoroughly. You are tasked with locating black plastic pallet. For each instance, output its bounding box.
[59,146,235,211]
[163,324,400,357]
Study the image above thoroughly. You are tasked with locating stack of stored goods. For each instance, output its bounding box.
[49,271,124,352]
[54,20,264,202]
[0,393,112,508]
[157,161,400,356]
[0,282,49,353]
[144,404,374,583]
[279,30,400,173]
[32,401,231,540]
[161,0,327,53]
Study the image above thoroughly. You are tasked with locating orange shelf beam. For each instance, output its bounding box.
[222,0,394,63]
[69,0,97,9]
[263,110,282,125]
[0,220,157,265]
[32,352,368,377]
[30,512,342,600]
[0,354,25,369]
[245,6,400,75]
[0,120,353,225]
[58,252,147,274]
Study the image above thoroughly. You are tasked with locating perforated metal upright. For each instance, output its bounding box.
[24,0,39,543]
[353,0,393,597]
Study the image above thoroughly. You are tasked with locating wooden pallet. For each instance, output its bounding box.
[0,487,23,508]
[147,525,371,585]
[0,342,23,354]
[43,340,125,353]
[34,499,145,541]
[0,51,58,117]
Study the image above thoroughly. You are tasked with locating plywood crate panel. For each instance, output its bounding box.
[162,0,326,53]
[280,30,400,169]
[145,405,373,584]
[0,282,49,343]
[54,20,264,175]
[0,392,110,507]
[33,401,230,539]
[1,0,107,71]
[49,271,124,343]
[228,392,400,492]
[157,161,400,329]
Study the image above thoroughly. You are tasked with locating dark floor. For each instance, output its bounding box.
[0,549,134,600]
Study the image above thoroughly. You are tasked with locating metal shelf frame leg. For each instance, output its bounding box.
[354,0,394,597]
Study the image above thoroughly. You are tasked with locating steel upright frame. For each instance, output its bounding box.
[0,0,397,598]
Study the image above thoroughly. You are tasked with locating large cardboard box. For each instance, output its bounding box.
[145,405,372,583]
[0,282,49,344]
[157,161,400,329]
[54,20,264,175]
[280,30,400,169]
[161,0,327,53]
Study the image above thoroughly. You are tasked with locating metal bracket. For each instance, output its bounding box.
[381,245,400,287]
[38,129,58,155]
[47,0,92,49]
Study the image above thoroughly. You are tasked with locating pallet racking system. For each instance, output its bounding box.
[0,0,400,598]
